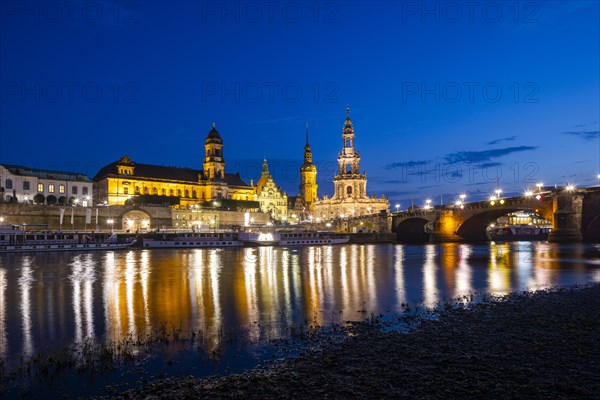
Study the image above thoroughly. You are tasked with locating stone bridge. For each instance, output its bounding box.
[390,188,600,243]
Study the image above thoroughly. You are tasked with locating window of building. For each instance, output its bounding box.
[124,187,129,195]
[23,181,30,191]
[143,186,149,195]
[185,190,190,198]
[192,190,197,198]
[37,183,44,192]
[347,186,352,196]
[161,188,166,196]
[59,185,65,194]
[82,187,88,195]
[170,189,174,196]
[48,184,55,193]
[177,189,182,197]
[5,179,12,189]
[152,187,157,195]
[135,186,140,195]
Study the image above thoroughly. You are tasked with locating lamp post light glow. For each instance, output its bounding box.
[536,182,544,192]
[0,217,4,223]
[566,184,575,192]
[524,190,534,197]
[107,219,114,233]
[495,189,502,198]
[424,199,432,210]
[395,203,400,212]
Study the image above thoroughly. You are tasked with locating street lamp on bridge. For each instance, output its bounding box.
[424,199,432,210]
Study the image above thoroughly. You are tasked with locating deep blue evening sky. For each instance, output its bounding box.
[1,0,599,207]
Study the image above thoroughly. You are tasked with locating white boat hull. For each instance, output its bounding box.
[238,231,350,246]
[0,242,135,253]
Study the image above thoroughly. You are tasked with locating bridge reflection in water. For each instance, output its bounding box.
[0,243,599,361]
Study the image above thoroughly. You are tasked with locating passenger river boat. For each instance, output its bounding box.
[238,229,350,246]
[142,229,351,248]
[486,212,552,241]
[142,232,241,248]
[0,225,136,253]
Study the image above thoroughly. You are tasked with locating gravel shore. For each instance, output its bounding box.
[107,285,600,399]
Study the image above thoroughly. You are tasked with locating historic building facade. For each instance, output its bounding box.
[0,164,93,205]
[314,108,389,219]
[93,124,255,207]
[255,159,288,220]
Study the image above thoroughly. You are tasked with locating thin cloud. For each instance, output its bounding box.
[562,131,600,141]
[444,146,538,164]
[486,136,516,146]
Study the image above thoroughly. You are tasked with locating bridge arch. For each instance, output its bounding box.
[120,209,151,232]
[394,217,430,243]
[456,208,545,241]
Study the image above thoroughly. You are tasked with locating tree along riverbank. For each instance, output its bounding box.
[103,284,600,399]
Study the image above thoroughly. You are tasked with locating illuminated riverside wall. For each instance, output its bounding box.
[0,204,269,232]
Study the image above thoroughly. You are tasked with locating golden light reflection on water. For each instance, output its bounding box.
[423,245,437,307]
[394,246,406,306]
[0,268,7,358]
[19,257,34,356]
[70,254,96,343]
[0,243,599,361]
[488,243,512,295]
[456,245,472,298]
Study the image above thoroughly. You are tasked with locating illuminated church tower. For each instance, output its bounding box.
[203,122,225,180]
[333,107,367,200]
[299,123,318,211]
[313,106,388,220]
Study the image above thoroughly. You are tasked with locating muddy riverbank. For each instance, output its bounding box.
[103,284,600,399]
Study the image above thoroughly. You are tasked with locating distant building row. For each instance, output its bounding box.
[1,108,388,219]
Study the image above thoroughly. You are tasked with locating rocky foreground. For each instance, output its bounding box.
[108,285,600,399]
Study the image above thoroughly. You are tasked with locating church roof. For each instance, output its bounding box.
[93,159,249,186]
[206,122,222,142]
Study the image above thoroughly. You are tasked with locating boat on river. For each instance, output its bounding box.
[142,232,242,248]
[0,226,136,253]
[238,229,350,246]
[486,212,552,241]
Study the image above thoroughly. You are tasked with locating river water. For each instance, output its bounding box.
[0,242,599,396]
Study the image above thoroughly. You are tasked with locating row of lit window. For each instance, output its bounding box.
[4,179,88,195]
[124,187,197,197]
